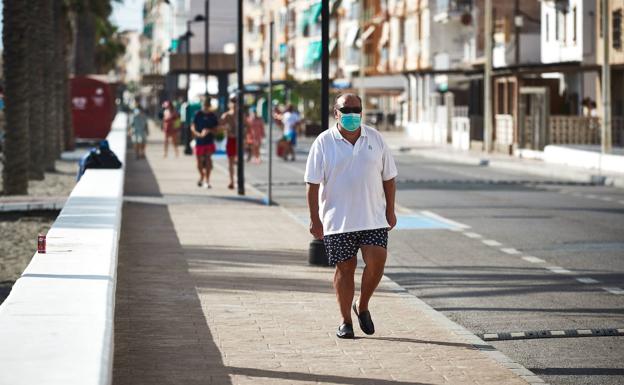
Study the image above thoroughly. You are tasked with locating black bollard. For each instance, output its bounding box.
[309,239,330,267]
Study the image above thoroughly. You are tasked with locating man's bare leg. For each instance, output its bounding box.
[205,155,213,186]
[196,156,205,185]
[227,156,235,188]
[164,136,169,158]
[334,256,357,324]
[357,245,387,312]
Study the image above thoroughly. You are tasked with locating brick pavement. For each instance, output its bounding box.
[113,131,534,385]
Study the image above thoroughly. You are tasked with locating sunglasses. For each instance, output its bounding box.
[337,106,362,114]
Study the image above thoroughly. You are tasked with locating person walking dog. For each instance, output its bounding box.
[304,93,397,339]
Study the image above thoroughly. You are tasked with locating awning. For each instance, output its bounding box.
[300,8,311,33]
[308,2,322,25]
[304,40,322,67]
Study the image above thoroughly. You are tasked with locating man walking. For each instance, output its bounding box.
[304,93,397,339]
[191,98,219,188]
[220,96,238,189]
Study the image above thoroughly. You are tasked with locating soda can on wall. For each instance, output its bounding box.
[37,234,46,254]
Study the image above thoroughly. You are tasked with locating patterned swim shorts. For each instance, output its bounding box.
[323,228,388,266]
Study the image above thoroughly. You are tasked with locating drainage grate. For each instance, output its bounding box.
[479,328,624,341]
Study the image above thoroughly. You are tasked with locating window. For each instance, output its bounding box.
[546,13,549,41]
[614,9,622,50]
[573,6,577,43]
[555,10,559,41]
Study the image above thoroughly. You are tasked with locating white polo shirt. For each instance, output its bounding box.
[304,124,398,235]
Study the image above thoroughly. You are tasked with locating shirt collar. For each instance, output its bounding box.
[332,123,368,140]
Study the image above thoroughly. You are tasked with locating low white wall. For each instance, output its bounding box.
[0,113,127,385]
[543,145,624,175]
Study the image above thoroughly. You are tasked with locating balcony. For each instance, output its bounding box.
[433,0,472,23]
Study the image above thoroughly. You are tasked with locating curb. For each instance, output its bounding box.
[0,200,65,213]
[394,146,624,188]
[380,274,548,385]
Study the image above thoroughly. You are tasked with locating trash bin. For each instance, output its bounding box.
[309,239,330,267]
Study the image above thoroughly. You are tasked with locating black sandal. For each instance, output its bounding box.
[353,302,375,335]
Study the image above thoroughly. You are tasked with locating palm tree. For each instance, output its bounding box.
[42,0,58,170]
[27,0,46,180]
[2,0,31,195]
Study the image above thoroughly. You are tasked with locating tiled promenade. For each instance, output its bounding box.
[112,132,532,385]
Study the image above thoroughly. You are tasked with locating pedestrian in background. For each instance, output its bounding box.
[305,93,397,339]
[162,101,180,158]
[245,107,265,164]
[280,104,300,162]
[220,96,238,190]
[131,105,148,159]
[191,98,219,189]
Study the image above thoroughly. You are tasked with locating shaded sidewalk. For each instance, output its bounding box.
[113,132,534,384]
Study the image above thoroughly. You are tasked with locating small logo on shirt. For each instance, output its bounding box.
[368,145,373,150]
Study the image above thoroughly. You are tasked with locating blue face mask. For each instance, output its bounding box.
[340,113,361,132]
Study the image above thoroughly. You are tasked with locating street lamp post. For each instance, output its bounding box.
[205,0,210,96]
[237,0,245,195]
[321,0,330,132]
[185,14,206,102]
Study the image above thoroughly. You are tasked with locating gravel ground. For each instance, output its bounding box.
[0,157,80,304]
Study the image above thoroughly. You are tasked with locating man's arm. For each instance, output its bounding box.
[383,178,397,230]
[306,183,323,239]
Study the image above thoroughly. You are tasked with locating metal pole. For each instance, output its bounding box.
[237,0,245,195]
[321,0,330,131]
[186,20,191,102]
[484,0,493,152]
[205,0,209,95]
[268,21,274,206]
[359,0,366,115]
[601,0,612,154]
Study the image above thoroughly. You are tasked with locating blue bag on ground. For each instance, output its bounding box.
[77,140,123,181]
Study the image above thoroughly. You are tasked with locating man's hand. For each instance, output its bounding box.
[386,209,397,231]
[200,129,209,138]
[309,218,324,240]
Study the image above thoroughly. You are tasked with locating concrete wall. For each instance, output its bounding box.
[0,114,127,385]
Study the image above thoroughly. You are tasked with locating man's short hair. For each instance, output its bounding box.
[334,93,362,110]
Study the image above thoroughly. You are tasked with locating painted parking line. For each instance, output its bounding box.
[585,194,598,199]
[420,210,471,230]
[500,248,521,255]
[603,287,624,295]
[576,277,600,284]
[482,239,503,247]
[522,256,546,264]
[463,232,483,239]
[547,266,574,275]
[600,197,614,202]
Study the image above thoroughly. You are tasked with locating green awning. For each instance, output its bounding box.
[304,40,322,67]
[300,8,311,33]
[308,2,322,25]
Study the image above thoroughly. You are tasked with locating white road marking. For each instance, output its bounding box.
[500,248,521,255]
[577,329,592,335]
[585,194,598,199]
[482,239,503,247]
[522,256,546,263]
[510,332,525,338]
[603,287,624,295]
[547,266,574,275]
[463,232,483,239]
[483,333,498,340]
[618,328,624,333]
[600,197,613,202]
[618,200,624,205]
[576,277,600,284]
[550,330,565,336]
[571,193,582,197]
[420,210,471,230]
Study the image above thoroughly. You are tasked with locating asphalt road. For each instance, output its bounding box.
[219,131,624,385]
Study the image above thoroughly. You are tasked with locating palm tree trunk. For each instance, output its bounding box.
[74,8,96,75]
[42,0,58,171]
[2,0,30,195]
[53,0,64,157]
[27,0,45,180]
[60,3,75,151]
